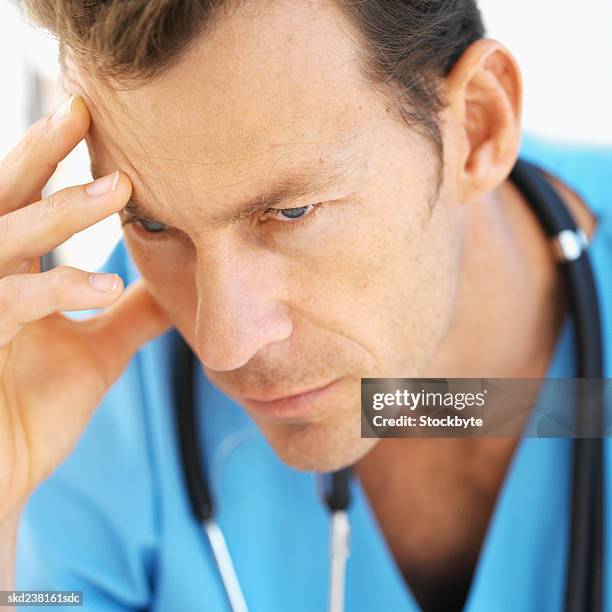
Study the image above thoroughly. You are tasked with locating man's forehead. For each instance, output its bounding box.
[83,94,365,225]
[65,0,374,219]
[66,0,367,146]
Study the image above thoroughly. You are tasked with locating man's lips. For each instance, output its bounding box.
[236,379,340,420]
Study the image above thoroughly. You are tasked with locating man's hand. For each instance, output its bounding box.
[0,95,170,523]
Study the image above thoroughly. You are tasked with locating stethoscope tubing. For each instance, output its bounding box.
[510,160,604,612]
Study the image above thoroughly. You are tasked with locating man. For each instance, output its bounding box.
[1,0,611,610]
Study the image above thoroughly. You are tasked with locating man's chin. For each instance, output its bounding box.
[256,417,379,472]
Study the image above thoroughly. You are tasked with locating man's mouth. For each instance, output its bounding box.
[236,379,340,420]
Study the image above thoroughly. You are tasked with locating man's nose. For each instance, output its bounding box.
[193,244,293,371]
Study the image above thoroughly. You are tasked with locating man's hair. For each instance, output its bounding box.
[22,0,485,155]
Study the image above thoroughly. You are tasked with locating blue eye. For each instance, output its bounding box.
[265,204,321,222]
[279,206,309,219]
[137,218,167,233]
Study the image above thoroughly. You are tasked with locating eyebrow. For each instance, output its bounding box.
[91,159,357,226]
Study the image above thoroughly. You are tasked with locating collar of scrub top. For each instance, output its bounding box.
[172,157,604,612]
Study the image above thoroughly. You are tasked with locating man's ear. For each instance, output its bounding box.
[443,39,523,204]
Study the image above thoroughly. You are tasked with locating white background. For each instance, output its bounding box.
[1,0,611,270]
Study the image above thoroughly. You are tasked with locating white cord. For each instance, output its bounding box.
[328,510,351,612]
[204,519,249,612]
[203,505,350,612]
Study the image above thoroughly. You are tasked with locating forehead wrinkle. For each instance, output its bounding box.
[225,129,360,190]
[71,63,173,183]
[86,104,180,225]
[88,133,160,217]
[125,139,327,169]
[123,122,361,169]
[220,156,365,226]
[83,93,181,224]
[121,128,362,225]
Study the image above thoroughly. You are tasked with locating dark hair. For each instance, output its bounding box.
[342,1,486,155]
[22,0,485,155]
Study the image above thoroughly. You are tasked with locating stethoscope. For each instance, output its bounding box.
[172,159,604,612]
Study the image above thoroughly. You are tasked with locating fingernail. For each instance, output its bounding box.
[51,95,74,125]
[86,171,119,197]
[89,273,119,293]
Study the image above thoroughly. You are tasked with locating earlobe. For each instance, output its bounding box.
[444,39,523,204]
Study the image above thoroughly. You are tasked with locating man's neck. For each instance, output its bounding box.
[423,176,568,379]
[354,171,597,611]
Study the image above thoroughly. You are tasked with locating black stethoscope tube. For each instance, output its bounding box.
[174,158,605,612]
[510,160,604,612]
[173,337,213,523]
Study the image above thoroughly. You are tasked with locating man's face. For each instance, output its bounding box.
[75,0,464,471]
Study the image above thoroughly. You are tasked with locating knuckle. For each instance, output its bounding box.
[42,190,72,225]
[0,216,9,248]
[51,265,73,280]
[46,266,74,298]
[12,121,44,164]
[0,174,17,207]
[0,277,21,343]
[0,209,20,242]
[12,125,36,160]
[0,214,32,272]
[0,121,46,204]
[21,122,39,150]
[27,114,53,145]
[0,276,16,313]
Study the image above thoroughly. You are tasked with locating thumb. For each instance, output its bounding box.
[80,279,172,386]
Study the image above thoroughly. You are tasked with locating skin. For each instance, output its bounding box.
[0,1,597,610]
[0,97,170,599]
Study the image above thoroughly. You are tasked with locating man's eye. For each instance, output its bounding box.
[136,218,167,233]
[263,203,322,222]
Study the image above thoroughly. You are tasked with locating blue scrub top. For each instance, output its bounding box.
[15,136,612,611]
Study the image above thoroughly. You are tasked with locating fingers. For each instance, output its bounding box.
[0,96,91,214]
[0,267,124,347]
[0,172,132,275]
[82,280,171,386]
